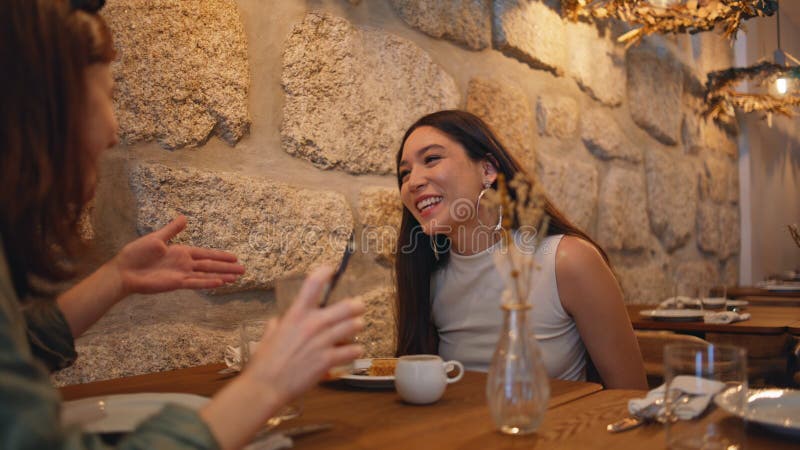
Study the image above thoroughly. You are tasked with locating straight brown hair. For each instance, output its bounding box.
[393,110,609,356]
[0,0,115,299]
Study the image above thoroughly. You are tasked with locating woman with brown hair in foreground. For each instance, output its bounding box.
[0,1,365,448]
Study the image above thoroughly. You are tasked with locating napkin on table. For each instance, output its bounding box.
[223,341,259,372]
[628,375,726,420]
[703,311,751,324]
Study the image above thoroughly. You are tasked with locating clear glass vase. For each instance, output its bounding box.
[486,303,550,435]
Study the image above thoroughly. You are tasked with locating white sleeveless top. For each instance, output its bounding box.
[431,234,586,381]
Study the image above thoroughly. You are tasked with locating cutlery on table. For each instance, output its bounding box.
[607,393,694,433]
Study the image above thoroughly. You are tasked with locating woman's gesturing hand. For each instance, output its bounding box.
[200,266,365,450]
[112,216,245,295]
[242,266,365,406]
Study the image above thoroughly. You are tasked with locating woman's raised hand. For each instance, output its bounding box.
[200,266,365,449]
[111,215,245,295]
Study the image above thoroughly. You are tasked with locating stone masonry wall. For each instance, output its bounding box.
[56,0,741,385]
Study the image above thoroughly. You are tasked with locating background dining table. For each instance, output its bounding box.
[627,304,800,385]
[58,363,797,449]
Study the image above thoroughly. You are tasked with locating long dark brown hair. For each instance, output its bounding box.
[394,110,608,356]
[0,0,115,299]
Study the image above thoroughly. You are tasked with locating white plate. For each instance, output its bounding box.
[715,388,800,438]
[338,358,395,389]
[62,393,209,433]
[639,309,707,321]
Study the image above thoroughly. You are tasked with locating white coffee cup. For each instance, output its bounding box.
[394,355,464,405]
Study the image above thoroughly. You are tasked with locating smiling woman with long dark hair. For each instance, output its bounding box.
[0,1,365,448]
[394,110,646,389]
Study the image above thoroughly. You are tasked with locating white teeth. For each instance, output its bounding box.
[416,196,443,211]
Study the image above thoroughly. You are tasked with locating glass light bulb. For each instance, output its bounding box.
[776,77,788,95]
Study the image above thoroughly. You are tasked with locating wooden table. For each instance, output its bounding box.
[627,304,799,383]
[59,364,795,449]
[627,304,800,334]
[531,390,797,450]
[742,296,800,307]
[61,364,603,449]
[715,286,800,299]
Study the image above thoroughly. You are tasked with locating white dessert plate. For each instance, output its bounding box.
[62,393,209,433]
[339,358,395,389]
[639,309,707,321]
[715,388,800,438]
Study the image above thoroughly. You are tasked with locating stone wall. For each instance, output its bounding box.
[55,0,741,385]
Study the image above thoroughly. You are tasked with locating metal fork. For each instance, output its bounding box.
[607,393,693,433]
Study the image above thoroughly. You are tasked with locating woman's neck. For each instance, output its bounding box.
[447,223,502,256]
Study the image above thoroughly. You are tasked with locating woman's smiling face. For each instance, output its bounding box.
[398,126,495,237]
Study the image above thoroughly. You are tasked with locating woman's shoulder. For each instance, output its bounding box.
[554,235,609,281]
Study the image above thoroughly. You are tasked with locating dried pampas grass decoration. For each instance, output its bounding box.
[562,0,777,47]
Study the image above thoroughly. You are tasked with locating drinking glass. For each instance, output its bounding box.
[663,343,747,450]
[240,318,302,424]
[274,272,356,377]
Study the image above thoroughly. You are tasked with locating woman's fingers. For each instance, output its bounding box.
[181,278,225,289]
[152,216,187,242]
[188,246,240,262]
[193,259,246,274]
[306,313,364,350]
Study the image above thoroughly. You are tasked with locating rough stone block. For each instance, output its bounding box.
[105,0,250,149]
[700,155,732,203]
[536,94,578,139]
[78,200,95,241]
[281,13,460,175]
[721,257,739,286]
[53,323,238,385]
[567,20,625,106]
[581,109,642,163]
[696,201,721,255]
[130,163,353,293]
[645,147,696,251]
[536,152,598,232]
[389,0,491,50]
[466,77,536,169]
[597,167,650,251]
[718,205,740,260]
[672,259,719,287]
[627,45,683,146]
[615,263,670,304]
[493,0,566,74]
[493,1,624,106]
[353,286,396,358]
[359,187,403,265]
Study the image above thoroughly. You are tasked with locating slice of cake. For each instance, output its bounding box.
[368,358,397,376]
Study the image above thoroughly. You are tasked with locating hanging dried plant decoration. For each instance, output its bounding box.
[789,224,800,249]
[561,0,777,47]
[703,60,800,126]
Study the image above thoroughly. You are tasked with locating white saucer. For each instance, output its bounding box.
[339,358,395,389]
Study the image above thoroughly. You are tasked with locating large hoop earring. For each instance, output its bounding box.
[476,182,503,231]
[431,235,449,261]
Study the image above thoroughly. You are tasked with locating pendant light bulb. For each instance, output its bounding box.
[776,77,788,95]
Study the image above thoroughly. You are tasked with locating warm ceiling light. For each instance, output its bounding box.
[776,78,788,95]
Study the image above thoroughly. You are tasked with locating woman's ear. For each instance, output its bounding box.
[483,160,498,185]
